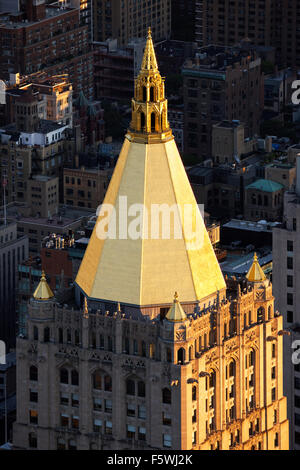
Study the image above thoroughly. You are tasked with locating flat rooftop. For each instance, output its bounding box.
[0,5,75,29]
[223,219,280,232]
[220,251,272,277]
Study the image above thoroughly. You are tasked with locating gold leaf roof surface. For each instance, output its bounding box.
[75,30,226,307]
[165,292,187,322]
[246,253,266,282]
[33,271,54,301]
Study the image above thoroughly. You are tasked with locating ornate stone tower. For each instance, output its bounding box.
[13,32,289,451]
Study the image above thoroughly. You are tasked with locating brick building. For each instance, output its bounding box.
[182,45,263,161]
[195,0,300,69]
[0,0,94,99]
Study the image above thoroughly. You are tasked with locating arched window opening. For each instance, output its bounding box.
[58,328,63,343]
[209,370,216,388]
[192,385,197,401]
[30,365,38,381]
[67,329,71,343]
[44,327,50,343]
[74,330,79,345]
[104,374,112,392]
[257,307,264,323]
[93,371,102,390]
[177,347,185,364]
[71,369,79,386]
[33,326,38,341]
[189,345,193,361]
[126,379,135,395]
[138,380,145,397]
[229,361,235,378]
[151,112,156,132]
[162,387,171,404]
[150,87,154,101]
[60,368,68,384]
[143,86,147,101]
[268,305,272,320]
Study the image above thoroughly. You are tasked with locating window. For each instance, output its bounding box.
[30,390,38,403]
[29,409,38,424]
[295,413,300,426]
[287,311,294,323]
[105,421,112,435]
[138,405,146,420]
[271,367,276,380]
[60,393,69,406]
[274,432,279,447]
[126,379,135,395]
[28,432,37,448]
[272,387,276,401]
[192,386,197,401]
[287,240,293,252]
[138,381,145,397]
[93,397,102,411]
[104,375,112,392]
[127,403,135,417]
[287,293,293,306]
[105,399,112,413]
[163,434,172,448]
[44,327,50,343]
[30,366,38,382]
[71,370,78,386]
[287,275,293,287]
[162,412,172,426]
[93,371,102,390]
[138,427,146,441]
[93,419,102,432]
[162,388,171,404]
[287,257,293,269]
[33,326,38,341]
[60,368,68,384]
[72,393,79,407]
[192,431,197,445]
[127,424,136,439]
[61,414,69,427]
[72,416,79,429]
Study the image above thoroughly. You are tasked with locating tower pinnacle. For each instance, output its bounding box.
[33,270,54,301]
[128,28,172,142]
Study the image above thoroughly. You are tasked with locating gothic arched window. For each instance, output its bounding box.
[93,371,102,390]
[30,365,38,382]
[71,369,79,386]
[60,368,68,384]
[177,347,185,364]
[162,387,171,404]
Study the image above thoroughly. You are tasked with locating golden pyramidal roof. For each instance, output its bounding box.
[246,253,266,283]
[75,30,226,307]
[165,292,187,322]
[33,271,54,301]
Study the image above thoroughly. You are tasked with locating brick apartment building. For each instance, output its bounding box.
[195,0,300,69]
[0,0,94,99]
[182,45,264,160]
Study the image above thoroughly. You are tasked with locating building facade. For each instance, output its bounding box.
[195,0,300,69]
[273,156,300,449]
[0,1,93,100]
[0,221,28,350]
[182,46,263,160]
[13,31,289,451]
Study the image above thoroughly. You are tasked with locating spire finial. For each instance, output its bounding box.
[174,291,179,302]
[83,297,89,318]
[148,26,152,38]
[33,270,54,301]
[246,252,266,283]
